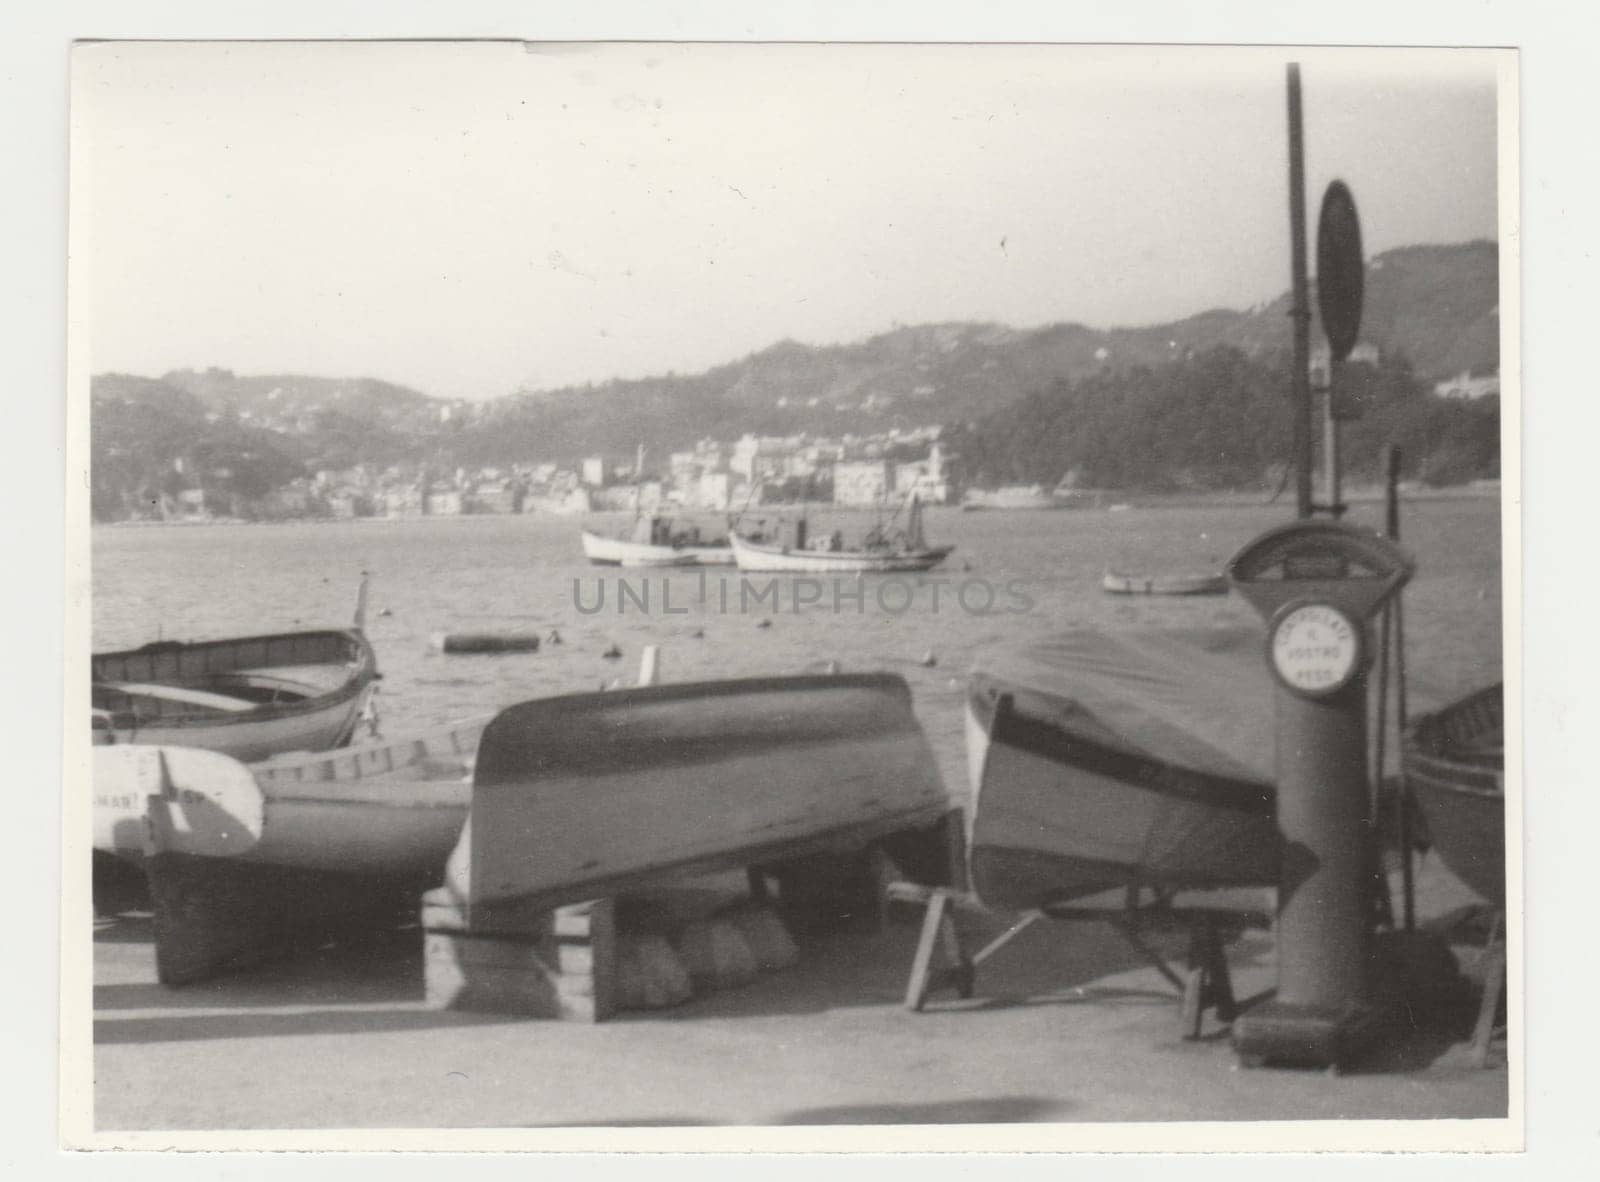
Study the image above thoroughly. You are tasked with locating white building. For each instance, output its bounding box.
[581,456,608,486]
[1433,370,1500,400]
[834,460,892,507]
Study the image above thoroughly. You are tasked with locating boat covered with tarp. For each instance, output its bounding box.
[965,627,1280,910]
[1403,683,1504,908]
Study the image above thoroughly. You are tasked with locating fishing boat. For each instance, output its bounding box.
[94,714,489,879]
[730,496,953,574]
[1101,569,1230,597]
[964,628,1281,910]
[581,516,735,567]
[92,628,379,763]
[1403,684,1504,907]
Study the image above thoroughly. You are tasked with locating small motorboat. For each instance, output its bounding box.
[1102,570,1230,597]
[1403,684,1505,907]
[965,628,1280,910]
[92,628,379,763]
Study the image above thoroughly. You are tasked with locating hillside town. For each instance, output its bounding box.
[139,425,953,524]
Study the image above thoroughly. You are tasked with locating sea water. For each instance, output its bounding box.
[90,497,1503,795]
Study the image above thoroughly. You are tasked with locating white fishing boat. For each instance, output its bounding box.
[730,497,953,574]
[581,517,735,567]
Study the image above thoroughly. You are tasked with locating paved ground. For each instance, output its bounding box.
[88,861,1508,1138]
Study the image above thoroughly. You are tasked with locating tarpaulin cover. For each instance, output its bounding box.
[969,627,1277,786]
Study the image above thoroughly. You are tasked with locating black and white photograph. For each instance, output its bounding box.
[61,35,1520,1150]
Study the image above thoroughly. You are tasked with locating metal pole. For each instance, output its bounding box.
[1287,64,1314,520]
[1384,445,1416,930]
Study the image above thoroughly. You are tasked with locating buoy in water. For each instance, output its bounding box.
[431,632,541,655]
[691,628,705,639]
[602,643,622,660]
[756,619,772,630]
[920,650,938,667]
[546,628,562,645]
[378,607,393,618]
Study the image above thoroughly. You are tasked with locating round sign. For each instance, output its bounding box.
[1270,602,1362,696]
[1316,181,1364,363]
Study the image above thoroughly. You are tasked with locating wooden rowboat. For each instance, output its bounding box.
[1101,570,1230,597]
[457,673,951,911]
[95,715,489,879]
[1403,684,1505,907]
[965,629,1281,910]
[92,628,379,763]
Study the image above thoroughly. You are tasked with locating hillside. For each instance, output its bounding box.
[89,239,1501,516]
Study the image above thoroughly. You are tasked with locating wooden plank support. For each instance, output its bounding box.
[1471,909,1507,1068]
[422,888,619,1022]
[889,881,1257,1037]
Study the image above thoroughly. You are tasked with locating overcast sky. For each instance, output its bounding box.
[75,42,1503,401]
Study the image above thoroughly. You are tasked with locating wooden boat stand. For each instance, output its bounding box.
[886,881,1268,1039]
[1471,909,1507,1068]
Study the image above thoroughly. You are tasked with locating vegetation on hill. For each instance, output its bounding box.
[88,241,1502,519]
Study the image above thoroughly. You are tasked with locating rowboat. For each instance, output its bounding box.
[94,714,489,879]
[964,628,1281,910]
[729,496,953,574]
[457,672,950,911]
[581,519,736,567]
[1101,570,1230,597]
[1403,684,1504,907]
[92,628,379,763]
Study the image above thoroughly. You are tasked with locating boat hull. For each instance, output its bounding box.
[729,532,953,573]
[463,673,950,910]
[1102,570,1230,597]
[1403,685,1504,907]
[95,716,489,880]
[92,629,378,763]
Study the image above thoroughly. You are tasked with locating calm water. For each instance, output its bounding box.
[91,499,1503,794]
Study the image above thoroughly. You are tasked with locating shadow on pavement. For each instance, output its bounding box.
[775,1095,1071,1124]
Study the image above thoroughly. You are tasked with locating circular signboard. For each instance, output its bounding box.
[1317,181,1364,363]
[1270,602,1362,696]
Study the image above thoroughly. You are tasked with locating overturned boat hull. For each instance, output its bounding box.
[965,628,1281,910]
[462,672,951,910]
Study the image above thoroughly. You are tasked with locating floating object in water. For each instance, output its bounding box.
[1101,570,1229,597]
[431,632,541,655]
[691,628,705,639]
[547,628,562,645]
[920,651,938,667]
[756,618,772,630]
[602,643,622,660]
[637,645,661,687]
[379,607,394,618]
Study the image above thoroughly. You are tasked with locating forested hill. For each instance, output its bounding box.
[89,239,1500,517]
